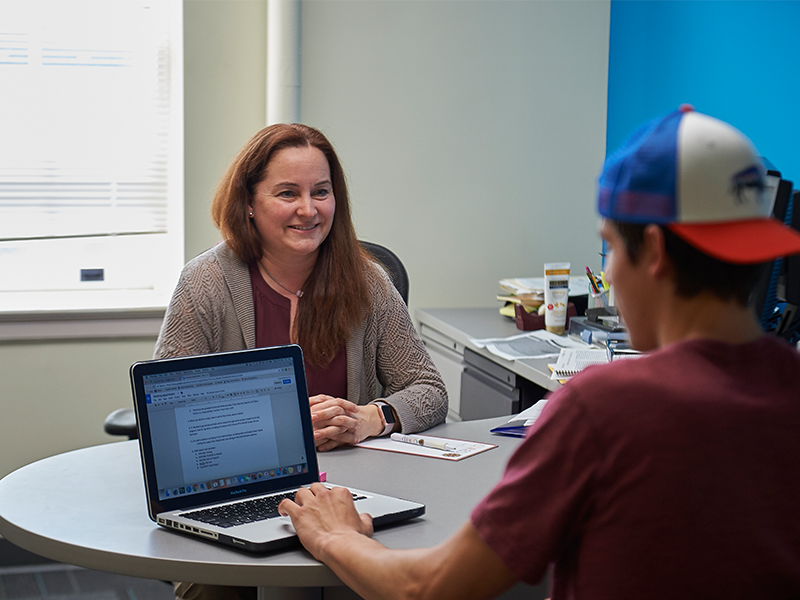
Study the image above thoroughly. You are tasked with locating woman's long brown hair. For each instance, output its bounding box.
[211,124,371,366]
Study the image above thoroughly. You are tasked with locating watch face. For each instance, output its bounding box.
[380,403,395,424]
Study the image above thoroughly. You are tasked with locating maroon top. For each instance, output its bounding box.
[249,263,347,398]
[472,336,800,598]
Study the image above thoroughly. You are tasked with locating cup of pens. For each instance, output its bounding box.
[585,266,611,309]
[589,287,610,310]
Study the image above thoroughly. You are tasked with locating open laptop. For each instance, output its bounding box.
[130,344,425,552]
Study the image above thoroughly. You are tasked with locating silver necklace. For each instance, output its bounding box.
[260,261,303,298]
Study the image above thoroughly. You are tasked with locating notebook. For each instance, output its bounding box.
[130,344,425,552]
[549,348,609,379]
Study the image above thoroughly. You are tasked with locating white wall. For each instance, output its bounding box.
[183,0,268,261]
[0,0,609,479]
[300,0,610,313]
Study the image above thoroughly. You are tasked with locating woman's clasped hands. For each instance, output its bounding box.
[310,395,384,451]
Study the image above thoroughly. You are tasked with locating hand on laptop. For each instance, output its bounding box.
[310,395,383,451]
[279,483,374,561]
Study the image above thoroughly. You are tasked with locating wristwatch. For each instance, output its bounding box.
[374,401,396,436]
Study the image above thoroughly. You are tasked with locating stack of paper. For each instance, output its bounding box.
[498,277,593,310]
[498,278,544,310]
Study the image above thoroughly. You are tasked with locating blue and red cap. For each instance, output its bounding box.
[598,105,800,264]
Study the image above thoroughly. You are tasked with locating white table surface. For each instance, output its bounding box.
[0,417,532,595]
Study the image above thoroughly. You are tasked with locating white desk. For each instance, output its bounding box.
[0,417,548,600]
[417,307,561,420]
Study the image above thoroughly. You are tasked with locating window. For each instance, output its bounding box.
[0,0,183,313]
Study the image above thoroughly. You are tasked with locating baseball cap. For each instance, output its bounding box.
[597,105,800,264]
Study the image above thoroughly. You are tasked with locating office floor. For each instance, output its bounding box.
[0,539,173,600]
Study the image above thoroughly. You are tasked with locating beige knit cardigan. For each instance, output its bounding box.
[154,242,448,433]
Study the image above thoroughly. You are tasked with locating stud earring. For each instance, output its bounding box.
[249,211,254,218]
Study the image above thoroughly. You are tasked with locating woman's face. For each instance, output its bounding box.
[250,145,335,264]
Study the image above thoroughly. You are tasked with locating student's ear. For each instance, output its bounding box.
[641,224,674,281]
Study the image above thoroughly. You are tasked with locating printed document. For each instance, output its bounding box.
[471,329,587,361]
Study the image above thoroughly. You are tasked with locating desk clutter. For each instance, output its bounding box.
[515,302,577,331]
[471,306,640,380]
[550,340,641,381]
[491,265,638,377]
[471,328,639,380]
[549,348,609,379]
[488,344,643,437]
[490,400,549,438]
[470,328,588,361]
[497,275,591,332]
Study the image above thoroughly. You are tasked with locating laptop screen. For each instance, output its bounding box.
[131,346,319,514]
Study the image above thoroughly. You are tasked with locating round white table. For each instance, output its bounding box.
[0,417,545,600]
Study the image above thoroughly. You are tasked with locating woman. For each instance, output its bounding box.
[156,123,447,448]
[159,124,447,599]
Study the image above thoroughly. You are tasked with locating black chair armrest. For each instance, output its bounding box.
[103,407,138,440]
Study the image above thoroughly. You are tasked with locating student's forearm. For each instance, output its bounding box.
[315,523,517,600]
[316,533,430,600]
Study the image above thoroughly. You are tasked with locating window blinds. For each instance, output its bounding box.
[0,0,183,312]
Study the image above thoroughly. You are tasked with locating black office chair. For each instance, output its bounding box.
[359,240,409,305]
[104,241,409,439]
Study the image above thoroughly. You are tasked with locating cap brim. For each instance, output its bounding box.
[668,218,800,264]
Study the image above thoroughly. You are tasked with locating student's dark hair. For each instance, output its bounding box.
[611,220,769,307]
[211,123,370,366]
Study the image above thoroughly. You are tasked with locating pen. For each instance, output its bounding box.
[600,271,610,291]
[391,433,458,452]
[585,266,600,294]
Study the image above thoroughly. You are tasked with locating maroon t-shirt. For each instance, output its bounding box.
[249,264,347,398]
[472,336,800,598]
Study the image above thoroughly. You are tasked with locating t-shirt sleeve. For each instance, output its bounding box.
[470,386,601,584]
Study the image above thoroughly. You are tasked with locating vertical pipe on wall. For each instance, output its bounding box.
[267,0,301,125]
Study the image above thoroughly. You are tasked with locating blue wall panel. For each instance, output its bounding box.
[608,1,800,182]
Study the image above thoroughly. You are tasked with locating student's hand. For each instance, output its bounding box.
[279,483,374,561]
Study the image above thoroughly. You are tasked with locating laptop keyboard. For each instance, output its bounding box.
[182,489,366,528]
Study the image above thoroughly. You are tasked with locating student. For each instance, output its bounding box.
[279,107,800,599]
